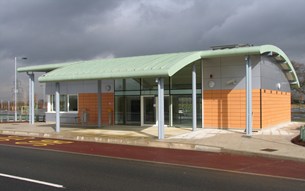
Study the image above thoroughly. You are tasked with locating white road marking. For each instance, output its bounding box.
[0,172,64,188]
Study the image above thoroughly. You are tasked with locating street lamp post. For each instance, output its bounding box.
[14,57,27,122]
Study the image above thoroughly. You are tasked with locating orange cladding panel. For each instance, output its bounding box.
[261,90,290,128]
[203,89,291,129]
[78,93,114,125]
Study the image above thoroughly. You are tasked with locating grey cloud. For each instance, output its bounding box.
[0,0,305,100]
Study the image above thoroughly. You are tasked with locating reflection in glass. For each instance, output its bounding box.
[115,96,140,125]
[144,97,155,124]
[172,95,201,128]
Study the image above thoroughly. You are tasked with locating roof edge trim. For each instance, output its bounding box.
[167,52,203,76]
[259,45,300,88]
[17,62,79,73]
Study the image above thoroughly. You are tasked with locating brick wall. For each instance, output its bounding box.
[78,93,114,125]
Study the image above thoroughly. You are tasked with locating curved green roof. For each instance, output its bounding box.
[17,62,77,72]
[199,45,299,87]
[17,44,299,87]
[38,51,203,81]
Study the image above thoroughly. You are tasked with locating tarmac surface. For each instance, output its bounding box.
[0,122,304,162]
[1,133,305,181]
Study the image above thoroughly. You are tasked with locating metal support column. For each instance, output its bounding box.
[30,73,35,124]
[201,59,204,128]
[161,79,164,131]
[157,77,164,139]
[192,64,197,131]
[47,95,51,112]
[55,82,60,133]
[245,56,252,136]
[28,74,32,124]
[97,80,102,128]
[169,78,173,127]
[14,57,17,121]
[27,73,35,124]
[169,95,173,127]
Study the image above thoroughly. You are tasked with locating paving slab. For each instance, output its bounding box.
[0,122,304,162]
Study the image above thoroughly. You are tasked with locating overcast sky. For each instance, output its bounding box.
[0,0,305,101]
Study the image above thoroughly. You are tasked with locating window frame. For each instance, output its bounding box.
[50,94,78,112]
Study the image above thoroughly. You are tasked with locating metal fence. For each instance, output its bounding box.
[0,109,46,123]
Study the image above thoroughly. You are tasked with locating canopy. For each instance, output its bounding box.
[17,44,299,87]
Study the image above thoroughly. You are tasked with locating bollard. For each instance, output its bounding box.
[301,126,305,141]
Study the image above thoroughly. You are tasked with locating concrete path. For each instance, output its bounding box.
[0,122,304,162]
[166,122,305,161]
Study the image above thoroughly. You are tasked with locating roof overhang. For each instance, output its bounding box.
[17,62,78,73]
[199,45,299,88]
[260,45,300,88]
[17,44,299,88]
[37,51,204,82]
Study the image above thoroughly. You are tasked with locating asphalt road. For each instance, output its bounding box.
[1,134,305,180]
[0,144,305,191]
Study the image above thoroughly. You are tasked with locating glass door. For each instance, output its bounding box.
[143,96,156,124]
[142,96,169,125]
[115,96,140,125]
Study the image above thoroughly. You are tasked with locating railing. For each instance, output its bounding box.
[0,109,46,123]
[0,114,29,122]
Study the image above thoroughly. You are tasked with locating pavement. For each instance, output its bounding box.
[0,121,304,162]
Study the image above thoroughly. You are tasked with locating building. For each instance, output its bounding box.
[18,44,299,139]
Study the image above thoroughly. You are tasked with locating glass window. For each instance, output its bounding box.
[51,95,55,112]
[172,66,192,89]
[115,79,124,91]
[115,78,140,91]
[142,78,157,95]
[114,95,140,125]
[141,77,170,95]
[68,95,78,111]
[115,78,141,96]
[126,78,140,90]
[171,63,201,90]
[172,95,202,128]
[60,95,67,111]
[115,96,125,124]
[50,94,78,112]
[142,78,157,90]
[126,96,140,124]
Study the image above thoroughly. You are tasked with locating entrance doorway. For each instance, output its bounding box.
[114,96,140,125]
[142,96,169,126]
[143,97,155,124]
